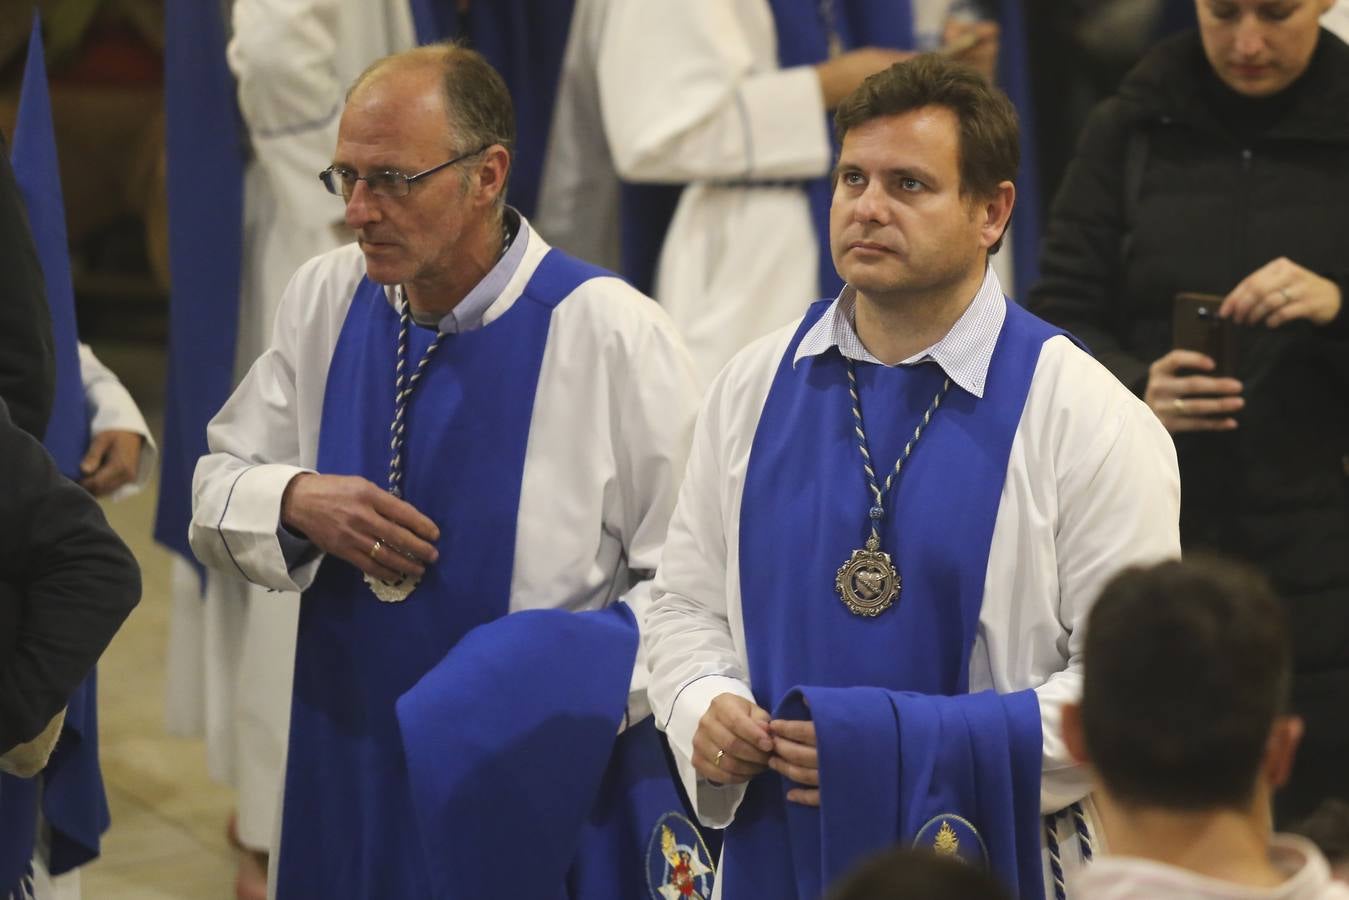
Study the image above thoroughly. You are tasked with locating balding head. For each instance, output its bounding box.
[348,43,515,208]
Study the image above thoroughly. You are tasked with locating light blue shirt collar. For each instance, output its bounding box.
[398,206,529,334]
[792,264,1007,399]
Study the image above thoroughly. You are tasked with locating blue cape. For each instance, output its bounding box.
[397,604,719,899]
[154,0,245,573]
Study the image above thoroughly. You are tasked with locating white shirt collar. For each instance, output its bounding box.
[793,264,1007,399]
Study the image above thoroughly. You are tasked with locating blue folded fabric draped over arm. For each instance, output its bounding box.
[775,685,1044,900]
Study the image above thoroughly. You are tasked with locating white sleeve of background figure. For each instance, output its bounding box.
[227,0,346,217]
[597,0,832,182]
[78,342,157,499]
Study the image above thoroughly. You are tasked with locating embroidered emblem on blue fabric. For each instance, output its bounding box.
[646,811,715,900]
[913,813,990,868]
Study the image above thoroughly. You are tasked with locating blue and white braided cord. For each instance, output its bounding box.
[1044,812,1067,900]
[1044,801,1094,900]
[1071,801,1094,862]
[388,299,445,498]
[845,360,951,544]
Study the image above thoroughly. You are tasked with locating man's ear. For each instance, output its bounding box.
[1062,703,1091,766]
[979,180,1015,251]
[472,144,511,209]
[1263,715,1305,789]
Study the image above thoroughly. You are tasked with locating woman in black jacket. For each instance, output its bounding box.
[1029,0,1349,825]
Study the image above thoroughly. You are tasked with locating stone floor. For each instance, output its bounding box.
[75,338,237,899]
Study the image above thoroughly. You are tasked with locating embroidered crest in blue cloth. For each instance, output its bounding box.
[913,813,990,868]
[646,811,715,900]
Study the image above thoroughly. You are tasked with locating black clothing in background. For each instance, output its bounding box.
[1028,29,1349,825]
[0,133,54,441]
[0,397,140,754]
[1023,0,1197,215]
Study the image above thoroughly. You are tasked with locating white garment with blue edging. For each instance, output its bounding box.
[188,215,700,779]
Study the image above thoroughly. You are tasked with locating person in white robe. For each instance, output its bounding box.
[189,44,699,898]
[161,4,416,894]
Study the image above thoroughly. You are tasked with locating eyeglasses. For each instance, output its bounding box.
[318,145,489,200]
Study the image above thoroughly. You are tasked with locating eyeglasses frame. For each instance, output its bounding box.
[318,144,492,199]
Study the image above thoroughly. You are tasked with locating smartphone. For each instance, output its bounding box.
[1172,292,1238,377]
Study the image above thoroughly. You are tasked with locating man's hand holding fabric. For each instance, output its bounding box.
[692,692,773,785]
[770,717,820,807]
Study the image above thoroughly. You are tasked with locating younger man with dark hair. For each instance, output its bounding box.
[1063,558,1349,899]
[645,53,1179,898]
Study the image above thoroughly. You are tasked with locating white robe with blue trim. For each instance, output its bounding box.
[188,221,701,846]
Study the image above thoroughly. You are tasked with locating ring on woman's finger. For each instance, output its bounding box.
[1279,287,1294,304]
[370,538,384,559]
[714,748,726,769]
[1172,397,1187,414]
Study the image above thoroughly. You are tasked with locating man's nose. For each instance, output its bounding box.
[344,180,379,229]
[1234,15,1268,58]
[852,179,889,224]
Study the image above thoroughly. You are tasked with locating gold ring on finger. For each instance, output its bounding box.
[714,748,726,769]
[1279,287,1293,303]
[1172,397,1187,414]
[370,538,384,559]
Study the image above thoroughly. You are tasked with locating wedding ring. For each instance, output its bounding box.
[714,749,726,769]
[1279,287,1293,303]
[370,539,384,559]
[1172,398,1187,414]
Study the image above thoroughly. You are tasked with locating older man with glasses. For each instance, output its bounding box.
[189,43,701,898]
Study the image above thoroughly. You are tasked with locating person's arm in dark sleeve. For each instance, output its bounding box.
[0,136,55,439]
[1026,99,1152,394]
[1321,271,1349,339]
[0,397,141,754]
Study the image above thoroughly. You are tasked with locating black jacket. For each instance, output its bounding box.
[1028,30,1349,822]
[0,398,140,754]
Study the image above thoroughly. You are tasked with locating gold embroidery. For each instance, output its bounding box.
[934,820,959,856]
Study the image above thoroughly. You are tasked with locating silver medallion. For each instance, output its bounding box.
[363,571,420,604]
[834,535,900,617]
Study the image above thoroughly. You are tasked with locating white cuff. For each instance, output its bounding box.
[661,673,756,828]
[211,463,320,592]
[739,65,832,179]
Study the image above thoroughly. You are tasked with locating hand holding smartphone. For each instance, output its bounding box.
[1143,293,1245,434]
[1172,292,1239,377]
